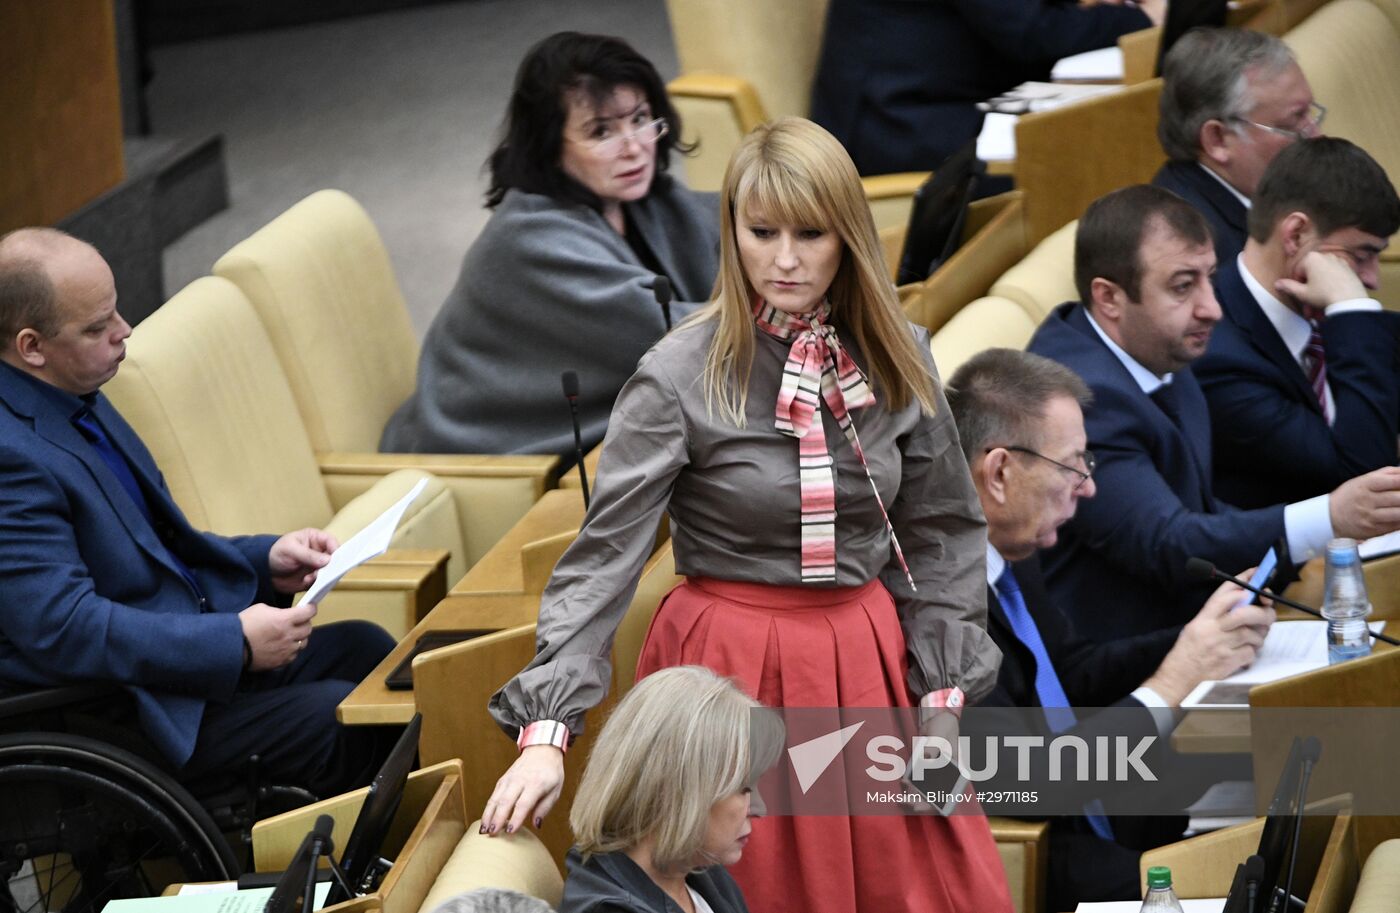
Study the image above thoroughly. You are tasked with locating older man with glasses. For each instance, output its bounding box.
[946,347,1274,911]
[1153,28,1321,265]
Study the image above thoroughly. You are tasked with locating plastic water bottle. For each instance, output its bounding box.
[1321,538,1372,665]
[1140,866,1184,912]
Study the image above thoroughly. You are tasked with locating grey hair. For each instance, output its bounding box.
[1158,27,1296,162]
[946,348,1093,463]
[428,889,554,913]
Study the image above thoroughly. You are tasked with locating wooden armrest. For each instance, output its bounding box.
[989,817,1049,913]
[988,817,1049,842]
[318,451,558,481]
[666,73,768,131]
[861,171,930,200]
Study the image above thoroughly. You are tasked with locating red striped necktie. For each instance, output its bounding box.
[1302,306,1332,424]
[752,299,913,588]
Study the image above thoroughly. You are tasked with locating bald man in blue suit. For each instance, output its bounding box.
[0,228,395,796]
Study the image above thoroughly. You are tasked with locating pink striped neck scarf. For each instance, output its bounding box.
[751,298,914,588]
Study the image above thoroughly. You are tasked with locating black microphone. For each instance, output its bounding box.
[310,814,335,853]
[561,371,591,510]
[651,275,673,331]
[1244,853,1264,913]
[1184,558,1399,645]
[1276,738,1321,913]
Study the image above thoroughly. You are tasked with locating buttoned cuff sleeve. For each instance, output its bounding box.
[1130,686,1177,740]
[920,687,966,719]
[1325,298,1383,316]
[1285,494,1334,564]
[516,720,570,753]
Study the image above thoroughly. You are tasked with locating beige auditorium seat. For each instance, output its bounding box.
[1285,0,1400,310]
[928,219,1079,376]
[212,190,557,566]
[1349,839,1400,913]
[987,219,1079,324]
[415,823,564,912]
[663,0,926,229]
[104,276,464,635]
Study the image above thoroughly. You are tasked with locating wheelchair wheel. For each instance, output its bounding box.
[0,733,239,913]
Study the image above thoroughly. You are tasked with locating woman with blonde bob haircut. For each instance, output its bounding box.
[560,666,780,913]
[488,118,1011,913]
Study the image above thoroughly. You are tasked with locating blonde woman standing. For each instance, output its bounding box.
[488,118,1011,913]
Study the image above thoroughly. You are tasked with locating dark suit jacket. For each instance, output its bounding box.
[561,849,749,913]
[0,363,280,767]
[979,556,1184,903]
[1152,161,1249,267]
[811,0,1150,175]
[1026,303,1285,639]
[1195,262,1400,508]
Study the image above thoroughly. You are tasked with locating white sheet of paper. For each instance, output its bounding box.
[1358,528,1400,560]
[299,478,429,605]
[976,112,1018,162]
[105,883,331,913]
[1051,47,1125,82]
[175,884,238,896]
[1182,620,1387,707]
[1076,899,1225,913]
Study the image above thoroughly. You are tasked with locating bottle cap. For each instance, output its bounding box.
[1147,866,1173,889]
[1326,538,1360,566]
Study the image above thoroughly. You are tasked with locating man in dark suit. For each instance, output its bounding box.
[1196,138,1400,508]
[810,0,1158,176]
[0,227,396,796]
[1153,28,1320,265]
[1026,186,1400,638]
[946,347,1273,910]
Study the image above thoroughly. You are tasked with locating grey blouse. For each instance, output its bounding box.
[489,318,999,738]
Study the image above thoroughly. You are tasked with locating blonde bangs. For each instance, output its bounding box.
[733,157,833,235]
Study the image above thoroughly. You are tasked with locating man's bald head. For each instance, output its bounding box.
[0,228,128,394]
[0,228,74,345]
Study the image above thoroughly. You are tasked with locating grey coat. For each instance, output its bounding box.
[381,179,719,458]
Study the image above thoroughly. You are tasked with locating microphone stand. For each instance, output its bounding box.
[560,371,591,510]
[1188,560,1399,646]
[1274,740,1320,913]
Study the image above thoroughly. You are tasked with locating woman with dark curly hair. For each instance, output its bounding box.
[382,31,719,460]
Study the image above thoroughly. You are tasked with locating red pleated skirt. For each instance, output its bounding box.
[636,576,1014,913]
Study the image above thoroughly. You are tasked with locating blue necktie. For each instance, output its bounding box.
[73,405,207,605]
[995,566,1114,841]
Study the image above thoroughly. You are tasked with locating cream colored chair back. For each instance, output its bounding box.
[988,219,1079,324]
[105,276,335,535]
[665,0,828,122]
[415,825,564,912]
[105,277,463,594]
[213,189,419,454]
[1286,0,1400,188]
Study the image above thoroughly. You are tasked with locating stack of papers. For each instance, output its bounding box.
[300,478,429,605]
[1052,47,1126,82]
[1182,620,1387,709]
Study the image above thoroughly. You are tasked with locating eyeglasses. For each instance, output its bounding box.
[988,445,1097,491]
[570,117,669,157]
[1232,102,1327,142]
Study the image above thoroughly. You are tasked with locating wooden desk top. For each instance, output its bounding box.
[450,488,585,595]
[1172,620,1396,754]
[338,592,542,726]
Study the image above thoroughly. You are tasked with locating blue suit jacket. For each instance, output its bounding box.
[1026,303,1286,639]
[0,363,280,767]
[811,0,1150,174]
[1151,161,1249,267]
[1195,262,1400,508]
